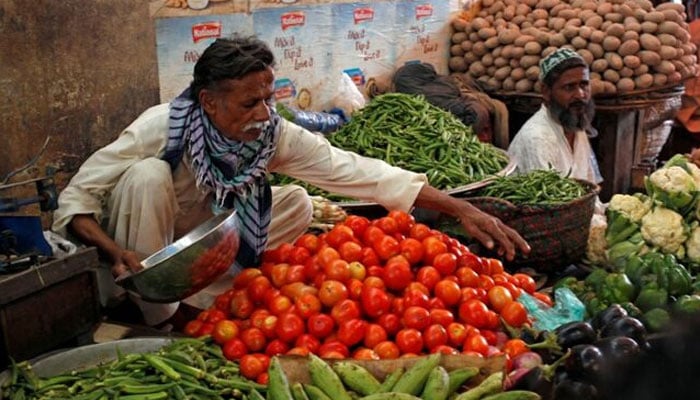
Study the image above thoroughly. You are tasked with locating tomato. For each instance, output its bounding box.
[373,235,400,261]
[360,247,381,267]
[240,327,267,352]
[275,312,305,343]
[364,323,388,349]
[484,310,501,330]
[377,313,401,337]
[416,266,441,291]
[409,223,432,240]
[388,210,416,234]
[363,276,386,291]
[402,306,431,331]
[212,319,239,345]
[281,282,316,301]
[247,275,272,304]
[423,324,448,350]
[353,347,380,360]
[433,253,458,276]
[325,259,352,282]
[500,281,522,300]
[382,262,413,292]
[532,292,553,307]
[478,275,495,291]
[286,346,311,357]
[239,354,267,380]
[403,288,430,309]
[512,273,537,293]
[222,338,248,360]
[229,290,254,320]
[362,225,385,247]
[331,299,362,325]
[421,236,448,265]
[232,268,263,290]
[361,286,391,318]
[318,280,349,307]
[288,247,311,266]
[429,308,455,328]
[480,330,497,345]
[395,328,424,354]
[268,294,293,316]
[184,320,203,337]
[201,309,226,324]
[502,338,529,360]
[434,279,462,307]
[392,297,406,316]
[265,339,290,357]
[269,263,290,288]
[405,282,430,296]
[295,233,321,253]
[295,334,321,354]
[337,318,368,346]
[307,313,335,339]
[260,315,278,339]
[446,322,469,347]
[318,340,350,358]
[458,299,490,329]
[214,291,233,314]
[373,216,399,235]
[457,253,485,274]
[485,258,505,275]
[344,215,370,238]
[374,341,401,359]
[428,297,446,311]
[487,285,514,313]
[464,334,489,356]
[283,264,306,285]
[326,225,355,248]
[295,292,322,319]
[347,278,364,300]
[501,301,528,328]
[317,246,341,268]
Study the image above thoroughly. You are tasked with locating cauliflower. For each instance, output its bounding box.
[645,166,697,212]
[608,194,651,223]
[641,206,688,255]
[685,224,700,264]
[685,161,700,189]
[586,214,608,265]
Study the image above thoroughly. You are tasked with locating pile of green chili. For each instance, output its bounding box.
[478,169,587,205]
[270,93,509,201]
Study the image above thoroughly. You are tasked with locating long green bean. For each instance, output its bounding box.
[478,169,586,205]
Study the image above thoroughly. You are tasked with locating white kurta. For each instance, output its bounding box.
[508,105,603,184]
[52,103,428,323]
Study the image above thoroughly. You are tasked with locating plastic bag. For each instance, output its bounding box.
[332,72,366,118]
[276,103,346,135]
[518,287,586,331]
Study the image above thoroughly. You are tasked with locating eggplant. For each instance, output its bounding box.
[553,378,599,400]
[554,321,597,349]
[590,303,628,330]
[595,336,641,370]
[510,366,555,400]
[600,316,647,346]
[565,344,604,380]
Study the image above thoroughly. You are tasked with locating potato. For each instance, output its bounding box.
[604,69,621,83]
[531,8,549,20]
[469,32,480,42]
[451,44,465,57]
[580,9,597,21]
[589,30,606,43]
[478,27,498,40]
[585,15,604,29]
[562,25,579,40]
[542,46,558,58]
[606,23,626,38]
[640,33,662,51]
[618,3,635,18]
[494,66,512,80]
[512,15,528,26]
[634,64,649,75]
[602,36,622,52]
[472,41,488,56]
[449,56,468,72]
[461,40,473,52]
[549,17,567,31]
[618,40,640,57]
[587,42,605,58]
[566,18,583,28]
[452,32,469,44]
[492,46,503,58]
[596,2,614,15]
[656,60,676,74]
[619,66,635,78]
[668,71,683,84]
[633,0,654,11]
[486,77,502,91]
[605,13,624,23]
[623,55,641,69]
[603,81,618,94]
[526,65,540,80]
[482,53,495,67]
[635,73,654,89]
[533,19,549,29]
[653,73,669,87]
[511,67,526,81]
[469,61,487,76]
[515,4,531,16]
[520,55,541,68]
[639,50,662,66]
[641,21,658,33]
[501,77,515,91]
[500,44,515,59]
[559,9,578,20]
[551,3,570,17]
[656,2,685,13]
[659,45,678,60]
[578,26,594,40]
[605,52,625,70]
[485,36,501,49]
[515,78,534,92]
[644,11,665,24]
[539,0,560,10]
[571,36,588,49]
[472,17,490,31]
[624,18,642,33]
[622,31,640,42]
[548,32,567,47]
[577,49,595,65]
[464,52,478,64]
[494,56,509,68]
[524,41,543,55]
[511,46,525,59]
[482,0,496,7]
[617,77,635,92]
[590,79,606,95]
[661,9,684,24]
[591,59,609,73]
[503,5,516,20]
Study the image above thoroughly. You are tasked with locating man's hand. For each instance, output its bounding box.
[456,202,530,261]
[111,249,145,278]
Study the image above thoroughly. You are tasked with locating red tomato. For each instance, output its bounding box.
[478,275,496,291]
[360,247,381,267]
[202,309,226,324]
[362,226,385,247]
[422,237,448,265]
[480,330,497,346]
[403,288,430,309]
[222,338,248,360]
[433,253,458,276]
[532,292,553,307]
[338,241,363,263]
[377,313,402,337]
[487,285,514,313]
[240,327,267,352]
[347,278,364,300]
[318,340,350,358]
[325,259,352,282]
[409,223,432,240]
[184,320,203,337]
[395,328,424,354]
[307,313,335,339]
[361,286,391,318]
[457,253,485,274]
[382,262,413,292]
[501,301,528,328]
[295,233,321,253]
[388,210,416,234]
[269,263,290,288]
[464,334,489,356]
[363,276,386,291]
[373,235,400,261]
[214,291,234,314]
[317,247,341,268]
[331,299,362,325]
[364,323,388,349]
[429,308,455,328]
[212,320,239,345]
[288,247,311,266]
[353,348,380,360]
[275,312,305,343]
[318,280,349,307]
[265,339,290,357]
[295,334,321,354]
[374,341,401,359]
[239,354,267,380]
[485,258,505,275]
[373,216,399,235]
[198,322,215,337]
[284,264,307,285]
[326,225,355,248]
[458,299,490,329]
[337,318,368,346]
[416,266,441,291]
[446,322,469,348]
[268,294,293,316]
[260,315,278,339]
[423,324,449,350]
[233,269,263,289]
[229,290,254,320]
[287,346,311,357]
[502,338,530,360]
[247,276,273,304]
[344,215,370,238]
[347,261,367,281]
[431,345,459,355]
[295,293,322,319]
[402,306,431,331]
[434,280,462,307]
[428,297,446,311]
[512,273,537,294]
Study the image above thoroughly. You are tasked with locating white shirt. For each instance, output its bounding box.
[508,104,603,184]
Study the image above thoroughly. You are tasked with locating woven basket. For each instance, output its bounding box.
[458,180,599,272]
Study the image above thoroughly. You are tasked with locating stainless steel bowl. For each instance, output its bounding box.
[115,210,240,303]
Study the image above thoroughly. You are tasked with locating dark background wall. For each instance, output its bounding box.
[0,0,159,198]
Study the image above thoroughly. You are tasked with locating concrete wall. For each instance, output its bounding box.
[0,0,159,194]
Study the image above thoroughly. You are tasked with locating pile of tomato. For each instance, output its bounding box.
[183,211,551,382]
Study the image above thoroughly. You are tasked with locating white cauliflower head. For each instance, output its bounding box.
[686,162,700,188]
[648,166,696,193]
[608,194,651,223]
[586,214,608,265]
[641,206,687,254]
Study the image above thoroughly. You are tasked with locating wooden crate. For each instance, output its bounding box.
[0,248,101,369]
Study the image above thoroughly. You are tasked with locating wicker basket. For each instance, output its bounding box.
[452,180,599,272]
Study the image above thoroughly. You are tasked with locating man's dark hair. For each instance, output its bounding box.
[189,35,275,102]
[542,57,588,88]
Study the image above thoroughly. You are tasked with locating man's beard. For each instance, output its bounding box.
[549,97,595,132]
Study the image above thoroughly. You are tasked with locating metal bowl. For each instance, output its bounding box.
[115,210,240,303]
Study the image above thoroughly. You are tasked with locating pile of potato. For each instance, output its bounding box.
[449,0,698,95]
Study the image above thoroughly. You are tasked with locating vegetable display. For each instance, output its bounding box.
[477,170,586,205]
[450,0,697,95]
[0,337,264,400]
[271,93,509,201]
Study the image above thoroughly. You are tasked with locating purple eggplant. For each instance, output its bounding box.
[554,321,597,349]
[600,316,647,347]
[590,303,628,330]
[565,344,604,380]
[553,378,599,400]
